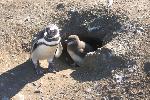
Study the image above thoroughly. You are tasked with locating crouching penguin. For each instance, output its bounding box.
[66,35,94,67]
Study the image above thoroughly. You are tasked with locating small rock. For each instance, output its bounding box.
[70,7,77,13]
[114,74,124,84]
[10,72,15,76]
[32,82,37,86]
[85,88,92,93]
[34,90,41,93]
[86,95,93,100]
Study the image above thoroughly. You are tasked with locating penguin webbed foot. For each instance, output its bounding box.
[48,62,58,73]
[35,67,44,75]
[32,61,44,75]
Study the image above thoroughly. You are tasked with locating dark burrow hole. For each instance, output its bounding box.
[60,36,103,65]
[60,34,104,57]
[144,62,150,76]
[79,36,103,51]
[59,8,128,64]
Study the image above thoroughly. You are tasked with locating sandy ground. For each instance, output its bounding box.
[0,0,149,99]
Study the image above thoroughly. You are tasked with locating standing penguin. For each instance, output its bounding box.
[30,24,63,75]
[66,35,93,67]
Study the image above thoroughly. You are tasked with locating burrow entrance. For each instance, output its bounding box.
[59,7,128,63]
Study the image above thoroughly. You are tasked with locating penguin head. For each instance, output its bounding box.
[66,35,80,46]
[44,24,60,39]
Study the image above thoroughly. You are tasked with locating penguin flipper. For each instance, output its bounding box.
[31,30,45,53]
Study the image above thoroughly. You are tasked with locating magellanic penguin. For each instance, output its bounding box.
[66,35,94,67]
[30,24,63,75]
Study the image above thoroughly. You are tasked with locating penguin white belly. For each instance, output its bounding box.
[67,49,83,65]
[31,45,57,60]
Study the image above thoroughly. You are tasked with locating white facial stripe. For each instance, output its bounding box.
[47,24,59,30]
[53,33,60,38]
[37,37,61,45]
[44,32,47,37]
[46,33,60,39]
[44,30,60,39]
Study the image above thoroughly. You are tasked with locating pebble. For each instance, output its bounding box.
[32,82,37,86]
[114,74,124,84]
[85,88,92,93]
[10,72,15,76]
[34,90,41,93]
[56,3,65,11]
[86,95,93,100]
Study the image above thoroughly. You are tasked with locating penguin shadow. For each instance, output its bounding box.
[70,68,111,82]
[70,54,136,82]
[59,7,128,45]
[56,51,76,71]
[0,59,43,98]
[144,62,150,77]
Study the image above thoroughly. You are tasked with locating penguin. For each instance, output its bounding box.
[66,35,94,67]
[30,24,63,75]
